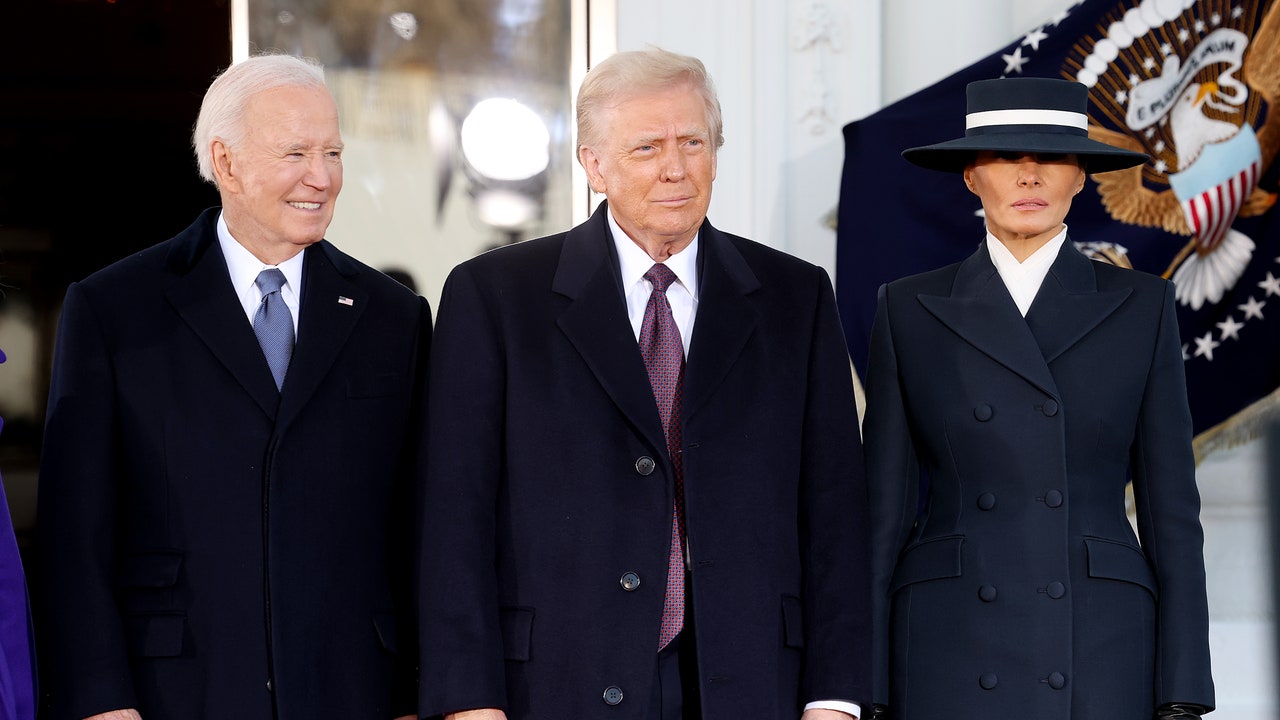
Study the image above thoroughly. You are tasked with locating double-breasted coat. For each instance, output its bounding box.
[418,202,871,720]
[863,240,1214,719]
[38,209,429,720]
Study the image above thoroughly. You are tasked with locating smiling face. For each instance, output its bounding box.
[963,151,1086,259]
[578,83,716,261]
[211,85,344,265]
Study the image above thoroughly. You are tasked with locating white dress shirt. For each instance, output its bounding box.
[606,210,861,720]
[986,227,1068,317]
[217,211,305,335]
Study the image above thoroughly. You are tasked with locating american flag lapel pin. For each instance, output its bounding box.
[338,296,355,306]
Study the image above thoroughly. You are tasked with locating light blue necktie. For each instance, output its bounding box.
[253,269,294,391]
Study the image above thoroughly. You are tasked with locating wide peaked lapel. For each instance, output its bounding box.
[917,243,1060,399]
[681,221,760,423]
[164,209,281,419]
[1024,239,1131,364]
[276,241,367,430]
[553,204,669,457]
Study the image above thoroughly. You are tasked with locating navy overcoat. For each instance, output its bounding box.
[38,209,429,719]
[418,203,871,719]
[863,240,1214,719]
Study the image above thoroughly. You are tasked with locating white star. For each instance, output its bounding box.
[1116,89,1129,104]
[1154,159,1169,174]
[1023,28,1050,51]
[1193,332,1220,360]
[1048,9,1071,26]
[1239,295,1267,320]
[1212,13,1222,25]
[1002,47,1029,74]
[1145,127,1157,139]
[1217,315,1245,341]
[1154,140,1166,152]
[1233,7,1245,19]
[1195,19,1206,32]
[1144,56,1158,70]
[1179,28,1191,42]
[1259,272,1280,297]
[1161,42,1174,56]
[1182,343,1191,361]
[1129,73,1140,86]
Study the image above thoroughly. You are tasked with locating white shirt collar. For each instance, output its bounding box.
[217,211,305,329]
[608,208,700,301]
[985,226,1067,317]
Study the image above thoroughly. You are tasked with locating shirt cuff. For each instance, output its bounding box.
[803,700,861,718]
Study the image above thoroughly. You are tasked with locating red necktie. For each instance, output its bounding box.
[640,264,686,651]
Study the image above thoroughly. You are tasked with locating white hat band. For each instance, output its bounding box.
[966,109,1089,131]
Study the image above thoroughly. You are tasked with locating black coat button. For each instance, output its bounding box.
[635,456,656,476]
[1042,399,1060,417]
[266,678,274,692]
[978,584,997,602]
[1044,490,1063,508]
[1046,582,1066,599]
[620,572,641,591]
[603,686,624,705]
[977,493,996,511]
[979,673,998,690]
[973,404,994,422]
[1048,672,1066,689]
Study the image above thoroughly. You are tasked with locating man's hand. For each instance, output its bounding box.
[801,710,856,720]
[445,710,507,720]
[84,711,143,720]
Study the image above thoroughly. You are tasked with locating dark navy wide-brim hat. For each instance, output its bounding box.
[902,77,1148,173]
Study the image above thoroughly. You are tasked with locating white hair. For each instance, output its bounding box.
[192,53,329,186]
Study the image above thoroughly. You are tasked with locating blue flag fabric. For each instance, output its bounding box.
[837,0,1280,434]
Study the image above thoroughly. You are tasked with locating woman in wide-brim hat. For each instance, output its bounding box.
[862,77,1215,720]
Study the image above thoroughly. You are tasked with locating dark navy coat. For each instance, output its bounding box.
[418,203,871,719]
[38,209,429,720]
[864,240,1214,719]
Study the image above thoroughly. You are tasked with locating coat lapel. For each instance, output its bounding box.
[164,210,281,419]
[681,222,759,423]
[918,243,1060,399]
[1024,240,1131,364]
[554,204,669,456]
[276,241,366,430]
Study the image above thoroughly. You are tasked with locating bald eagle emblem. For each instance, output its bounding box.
[1070,0,1280,310]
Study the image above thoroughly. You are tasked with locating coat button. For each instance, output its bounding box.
[266,678,274,692]
[1046,582,1066,599]
[1041,399,1059,417]
[620,572,641,591]
[977,492,996,511]
[1047,672,1067,689]
[635,456,656,476]
[978,584,998,602]
[603,686,624,705]
[979,673,998,690]
[973,404,994,422]
[1044,490,1063,508]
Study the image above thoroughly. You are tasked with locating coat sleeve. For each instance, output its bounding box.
[861,283,922,707]
[798,270,873,707]
[37,281,139,719]
[418,265,509,717]
[1128,280,1215,710]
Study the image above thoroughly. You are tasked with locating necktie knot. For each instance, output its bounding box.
[255,268,287,295]
[644,264,678,294]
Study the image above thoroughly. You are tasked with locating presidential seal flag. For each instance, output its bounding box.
[837,0,1280,437]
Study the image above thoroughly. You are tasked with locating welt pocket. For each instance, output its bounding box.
[119,550,183,589]
[1083,536,1157,598]
[781,595,804,648]
[347,372,404,398]
[125,612,186,658]
[889,535,963,593]
[500,606,535,662]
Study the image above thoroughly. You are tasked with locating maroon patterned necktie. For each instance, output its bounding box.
[640,263,686,651]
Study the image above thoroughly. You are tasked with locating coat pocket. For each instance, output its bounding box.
[119,550,183,589]
[889,535,964,594]
[500,606,535,662]
[1083,536,1158,598]
[781,595,804,649]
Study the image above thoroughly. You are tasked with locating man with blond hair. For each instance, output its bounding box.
[38,54,427,720]
[420,48,870,720]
